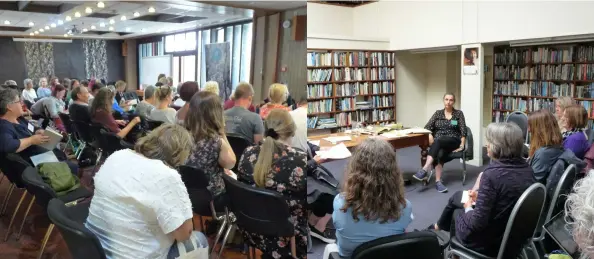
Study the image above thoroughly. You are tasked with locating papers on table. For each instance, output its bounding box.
[39,128,63,151]
[380,127,431,138]
[316,143,352,160]
[30,151,59,166]
[322,136,352,144]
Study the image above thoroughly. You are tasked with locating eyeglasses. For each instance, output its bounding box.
[10,99,21,104]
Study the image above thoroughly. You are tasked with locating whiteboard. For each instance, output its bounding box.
[139,55,172,87]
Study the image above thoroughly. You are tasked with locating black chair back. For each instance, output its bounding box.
[72,120,95,144]
[89,123,104,146]
[58,113,75,135]
[0,153,32,188]
[505,111,529,143]
[463,126,473,160]
[498,183,546,259]
[352,231,442,259]
[178,165,213,216]
[99,128,125,156]
[21,166,58,209]
[226,136,251,171]
[221,173,293,237]
[547,164,576,223]
[146,120,164,130]
[47,199,106,259]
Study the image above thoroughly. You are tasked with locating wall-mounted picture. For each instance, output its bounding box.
[463,47,479,75]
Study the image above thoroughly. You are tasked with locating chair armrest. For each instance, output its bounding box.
[329,252,342,259]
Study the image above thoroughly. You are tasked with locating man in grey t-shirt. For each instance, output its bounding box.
[224,82,264,144]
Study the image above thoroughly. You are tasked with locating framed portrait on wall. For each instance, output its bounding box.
[463,47,479,75]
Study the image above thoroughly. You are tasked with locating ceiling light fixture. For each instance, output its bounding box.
[34,31,39,34]
[148,7,155,13]
[85,7,93,14]
[58,20,63,25]
[83,28,88,32]
[39,28,44,32]
[133,12,140,17]
[4,20,10,25]
[109,26,114,31]
[91,25,96,29]
[74,12,81,18]
[99,22,105,27]
[121,16,126,21]
[28,21,34,26]
[29,32,34,36]
[44,25,49,30]
[65,16,72,21]
[109,19,115,24]
[51,23,56,28]
[64,34,68,37]
[97,1,105,8]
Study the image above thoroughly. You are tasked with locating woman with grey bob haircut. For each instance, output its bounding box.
[565,171,594,259]
[485,122,525,159]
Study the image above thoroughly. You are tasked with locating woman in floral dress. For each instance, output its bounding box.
[237,109,308,259]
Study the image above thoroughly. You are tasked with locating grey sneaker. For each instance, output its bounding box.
[436,181,448,193]
[413,169,428,181]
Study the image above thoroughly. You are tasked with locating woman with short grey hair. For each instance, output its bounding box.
[428,122,536,256]
[565,171,594,259]
[21,78,37,103]
[136,85,157,119]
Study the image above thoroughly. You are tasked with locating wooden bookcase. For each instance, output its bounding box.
[307,49,396,131]
[492,43,594,128]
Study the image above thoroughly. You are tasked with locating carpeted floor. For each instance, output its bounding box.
[308,146,489,259]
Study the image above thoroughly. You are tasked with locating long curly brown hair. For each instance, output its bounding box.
[341,138,407,223]
[528,109,562,157]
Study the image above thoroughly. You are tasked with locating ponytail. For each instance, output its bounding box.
[254,136,279,187]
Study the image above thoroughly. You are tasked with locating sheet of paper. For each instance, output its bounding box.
[461,190,469,204]
[309,140,321,146]
[322,136,352,144]
[381,130,407,139]
[127,99,138,105]
[30,151,59,166]
[316,143,352,160]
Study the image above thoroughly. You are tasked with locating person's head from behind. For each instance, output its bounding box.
[528,109,562,157]
[135,124,194,168]
[23,79,33,89]
[115,80,127,93]
[166,77,173,86]
[71,86,90,104]
[179,81,199,102]
[71,79,80,89]
[484,122,525,160]
[80,80,89,88]
[268,83,288,105]
[556,96,575,118]
[4,80,17,88]
[233,82,254,108]
[254,109,296,187]
[443,92,455,110]
[342,138,406,223]
[90,87,114,116]
[203,81,219,96]
[50,76,59,87]
[0,88,23,118]
[563,104,587,130]
[155,86,173,104]
[91,81,105,96]
[52,84,66,99]
[565,171,594,259]
[143,85,157,102]
[39,77,47,88]
[185,91,224,141]
[63,78,72,90]
[157,73,166,82]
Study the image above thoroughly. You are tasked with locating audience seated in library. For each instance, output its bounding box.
[224,82,264,145]
[431,122,534,257]
[260,83,292,119]
[90,88,141,139]
[148,86,176,124]
[413,93,467,193]
[237,109,308,259]
[325,138,412,259]
[184,91,236,212]
[69,86,92,124]
[175,81,199,123]
[561,104,590,159]
[136,85,157,120]
[85,124,209,259]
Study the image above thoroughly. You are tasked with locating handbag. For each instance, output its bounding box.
[37,162,80,196]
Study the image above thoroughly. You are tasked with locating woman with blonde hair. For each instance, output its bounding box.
[86,124,209,259]
[556,96,575,131]
[184,91,236,210]
[237,109,307,259]
[148,86,177,124]
[36,77,50,98]
[259,83,291,119]
[203,81,219,95]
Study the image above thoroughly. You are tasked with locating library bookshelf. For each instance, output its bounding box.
[492,44,594,128]
[307,48,396,131]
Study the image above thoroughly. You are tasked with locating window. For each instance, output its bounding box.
[165,32,196,53]
[240,22,252,82]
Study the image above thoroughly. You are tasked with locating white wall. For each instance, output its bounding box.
[307,3,353,37]
[395,52,427,127]
[425,53,448,119]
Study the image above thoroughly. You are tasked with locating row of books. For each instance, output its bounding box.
[307,84,332,99]
[494,46,594,65]
[576,46,594,62]
[494,49,531,65]
[531,47,574,63]
[576,64,594,80]
[494,65,576,80]
[336,83,365,96]
[307,117,337,129]
[308,69,332,82]
[370,52,395,66]
[579,101,594,119]
[307,52,331,67]
[493,96,555,111]
[368,96,394,108]
[336,97,356,111]
[494,66,530,80]
[308,100,333,114]
[333,51,367,67]
[493,81,573,97]
[333,68,369,81]
[372,67,395,80]
[576,84,594,98]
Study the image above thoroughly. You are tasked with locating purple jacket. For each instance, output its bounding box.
[563,132,589,159]
[455,158,536,256]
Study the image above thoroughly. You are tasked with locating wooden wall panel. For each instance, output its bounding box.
[277,8,307,101]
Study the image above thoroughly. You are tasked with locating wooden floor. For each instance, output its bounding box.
[0,166,259,259]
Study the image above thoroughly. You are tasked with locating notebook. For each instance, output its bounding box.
[30,151,59,166]
[39,128,63,151]
[544,211,580,258]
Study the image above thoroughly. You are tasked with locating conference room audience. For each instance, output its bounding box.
[430,122,534,257]
[90,88,140,139]
[259,83,291,119]
[325,138,412,259]
[21,78,36,104]
[237,109,307,259]
[85,124,208,259]
[414,93,466,193]
[561,104,589,159]
[69,86,92,124]
[224,82,264,144]
[185,91,236,210]
[175,81,199,123]
[555,96,575,132]
[565,169,594,258]
[0,88,78,174]
[136,85,156,120]
[31,84,67,131]
[36,77,50,98]
[290,98,308,153]
[149,86,176,124]
[203,81,219,95]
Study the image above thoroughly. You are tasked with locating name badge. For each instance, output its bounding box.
[27,123,34,132]
[451,120,458,126]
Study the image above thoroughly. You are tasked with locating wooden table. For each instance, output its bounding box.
[308,133,430,167]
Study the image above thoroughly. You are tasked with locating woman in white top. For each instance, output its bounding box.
[85,124,209,259]
[148,86,177,124]
[21,78,37,103]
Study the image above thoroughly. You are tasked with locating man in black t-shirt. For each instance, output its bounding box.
[69,86,91,124]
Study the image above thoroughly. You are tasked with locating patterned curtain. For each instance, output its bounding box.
[82,39,108,80]
[24,42,55,83]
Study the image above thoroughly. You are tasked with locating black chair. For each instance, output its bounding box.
[146,120,164,130]
[0,154,32,241]
[427,126,474,185]
[21,166,92,259]
[221,173,296,259]
[23,100,33,110]
[120,139,134,150]
[47,199,106,259]
[72,120,100,159]
[226,136,252,171]
[99,128,127,157]
[329,231,442,259]
[505,111,529,144]
[448,182,546,259]
[177,165,222,230]
[58,113,80,154]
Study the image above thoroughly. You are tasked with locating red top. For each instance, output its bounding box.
[224,99,255,112]
[259,103,291,119]
[92,109,120,133]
